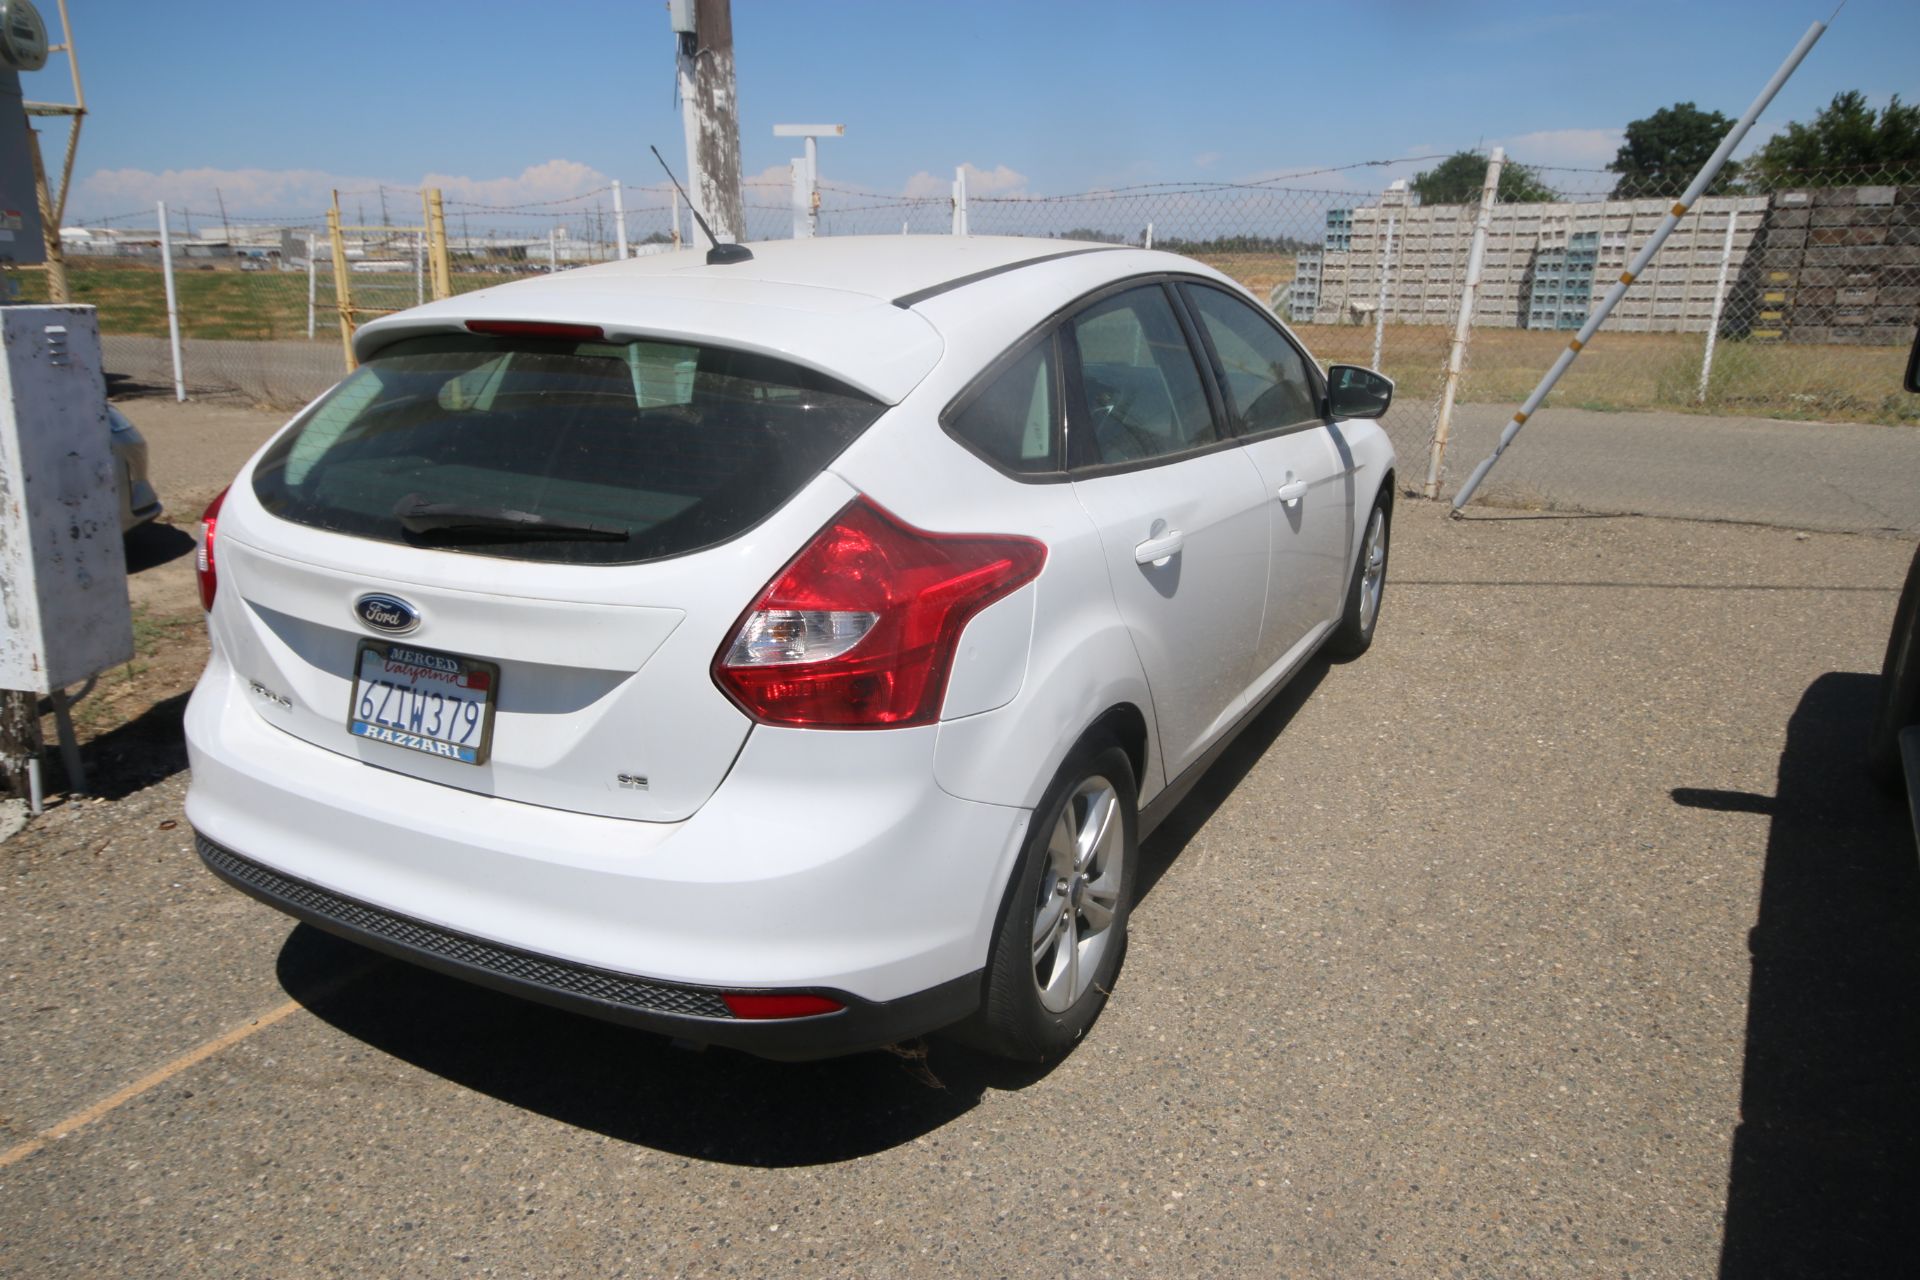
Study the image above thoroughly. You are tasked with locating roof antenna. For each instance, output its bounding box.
[649,145,753,265]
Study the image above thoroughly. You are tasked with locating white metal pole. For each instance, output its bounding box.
[1371,212,1396,371]
[805,136,819,238]
[306,233,317,340]
[952,166,969,236]
[1453,20,1829,512]
[790,158,809,239]
[1425,148,1504,498]
[1696,208,1741,403]
[611,179,629,259]
[1145,221,1154,250]
[156,201,185,402]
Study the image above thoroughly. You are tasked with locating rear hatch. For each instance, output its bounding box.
[208,328,890,822]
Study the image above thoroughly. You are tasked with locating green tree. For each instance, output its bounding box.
[1410,151,1557,205]
[1609,102,1738,197]
[1749,91,1920,185]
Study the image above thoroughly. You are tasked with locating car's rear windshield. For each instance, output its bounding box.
[249,333,886,565]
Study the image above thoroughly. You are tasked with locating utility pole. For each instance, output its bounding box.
[215,186,231,245]
[671,0,745,243]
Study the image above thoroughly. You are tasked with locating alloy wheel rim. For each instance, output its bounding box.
[1030,775,1124,1013]
[1358,508,1386,633]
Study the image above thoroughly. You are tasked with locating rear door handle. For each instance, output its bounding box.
[1134,529,1185,566]
[1276,476,1309,504]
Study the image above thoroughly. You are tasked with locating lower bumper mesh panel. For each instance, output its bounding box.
[196,835,732,1020]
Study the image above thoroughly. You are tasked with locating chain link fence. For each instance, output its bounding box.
[11,164,1917,515]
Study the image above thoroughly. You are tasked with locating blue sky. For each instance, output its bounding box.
[36,0,1920,224]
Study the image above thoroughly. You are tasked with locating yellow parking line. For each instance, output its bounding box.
[0,962,376,1170]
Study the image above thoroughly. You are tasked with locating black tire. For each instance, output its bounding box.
[1326,487,1391,660]
[1867,543,1920,794]
[969,741,1139,1062]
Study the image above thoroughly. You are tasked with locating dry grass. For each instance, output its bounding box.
[1283,322,1917,425]
[6,262,535,342]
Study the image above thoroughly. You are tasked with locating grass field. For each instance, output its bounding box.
[9,260,1917,424]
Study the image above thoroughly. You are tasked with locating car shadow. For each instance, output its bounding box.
[1684,672,1920,1277]
[1136,656,1329,902]
[277,923,1054,1168]
[274,663,1332,1165]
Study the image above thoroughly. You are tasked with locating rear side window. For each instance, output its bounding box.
[1067,285,1218,467]
[251,335,885,564]
[944,337,1058,474]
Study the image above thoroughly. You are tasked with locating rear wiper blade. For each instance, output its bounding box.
[393,494,630,542]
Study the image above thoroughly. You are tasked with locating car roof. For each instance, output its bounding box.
[349,236,1234,404]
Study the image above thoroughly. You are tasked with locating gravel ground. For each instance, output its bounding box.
[3,493,1916,1278]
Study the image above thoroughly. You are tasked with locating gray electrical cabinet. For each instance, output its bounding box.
[0,68,46,267]
[0,304,133,694]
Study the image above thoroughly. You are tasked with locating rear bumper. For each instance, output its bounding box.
[196,834,980,1059]
[184,651,1032,1055]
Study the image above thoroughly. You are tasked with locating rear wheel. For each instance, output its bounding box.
[1327,490,1390,660]
[971,742,1138,1061]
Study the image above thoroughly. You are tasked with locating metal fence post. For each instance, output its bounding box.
[951,166,969,236]
[424,188,452,300]
[1425,148,1505,498]
[156,200,185,401]
[305,233,316,339]
[1697,209,1740,402]
[328,193,356,372]
[1371,212,1395,371]
[611,179,629,259]
[791,158,809,239]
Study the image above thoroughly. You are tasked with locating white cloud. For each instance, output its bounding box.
[74,160,626,222]
[417,159,613,207]
[1490,127,1624,172]
[901,162,1028,200]
[77,165,386,219]
[1193,151,1223,170]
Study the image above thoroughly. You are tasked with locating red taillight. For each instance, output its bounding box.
[464,319,605,341]
[722,993,844,1020]
[196,485,229,611]
[713,497,1047,729]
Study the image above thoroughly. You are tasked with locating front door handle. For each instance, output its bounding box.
[1276,474,1309,505]
[1134,528,1185,566]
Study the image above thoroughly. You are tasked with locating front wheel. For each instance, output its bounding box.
[969,742,1138,1062]
[1326,491,1391,660]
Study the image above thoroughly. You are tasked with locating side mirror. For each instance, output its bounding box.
[1326,364,1394,420]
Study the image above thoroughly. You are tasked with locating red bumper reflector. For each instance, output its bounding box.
[722,993,845,1020]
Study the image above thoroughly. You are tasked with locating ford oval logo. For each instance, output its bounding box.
[354,593,420,635]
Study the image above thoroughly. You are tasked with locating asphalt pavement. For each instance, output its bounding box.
[4,480,1916,1276]
[1390,403,1920,535]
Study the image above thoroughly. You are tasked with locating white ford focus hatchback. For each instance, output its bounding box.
[186,235,1396,1061]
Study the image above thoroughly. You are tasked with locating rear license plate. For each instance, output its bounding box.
[348,641,498,765]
